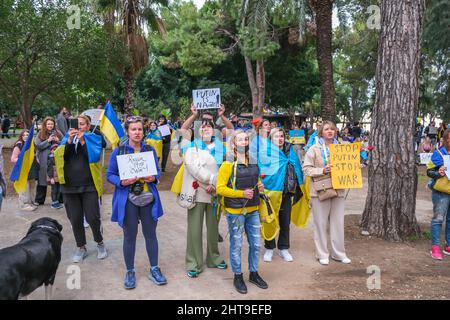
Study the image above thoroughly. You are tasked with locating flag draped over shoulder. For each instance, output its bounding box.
[99,102,125,149]
[146,129,163,159]
[10,124,35,193]
[54,132,103,197]
[259,140,310,240]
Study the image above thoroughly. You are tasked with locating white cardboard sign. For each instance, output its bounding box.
[444,155,450,180]
[82,109,104,126]
[117,151,158,180]
[158,124,171,137]
[419,153,432,165]
[192,88,221,109]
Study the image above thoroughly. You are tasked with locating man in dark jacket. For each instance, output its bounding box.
[1,114,11,138]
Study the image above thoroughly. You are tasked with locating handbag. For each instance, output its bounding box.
[176,145,200,209]
[128,192,154,207]
[433,148,450,194]
[312,174,338,201]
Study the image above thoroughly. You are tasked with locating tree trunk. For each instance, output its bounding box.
[361,0,425,241]
[244,57,265,119]
[350,87,360,123]
[124,67,134,114]
[21,101,32,129]
[311,0,336,121]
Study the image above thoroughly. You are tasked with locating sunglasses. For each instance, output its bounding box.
[127,116,143,123]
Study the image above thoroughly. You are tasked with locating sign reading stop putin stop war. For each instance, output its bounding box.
[329,142,363,189]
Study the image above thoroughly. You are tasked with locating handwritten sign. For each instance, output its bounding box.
[158,124,171,137]
[329,142,362,189]
[419,153,433,165]
[117,151,158,180]
[193,88,221,109]
[82,109,104,126]
[444,155,450,180]
[289,130,306,145]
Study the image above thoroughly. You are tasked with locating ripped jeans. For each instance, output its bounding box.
[226,211,261,274]
[431,190,450,246]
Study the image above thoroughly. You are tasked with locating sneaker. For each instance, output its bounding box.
[431,245,443,260]
[279,249,293,262]
[72,247,87,263]
[249,272,268,289]
[148,267,167,285]
[51,201,63,209]
[32,202,40,206]
[233,273,247,294]
[21,205,36,212]
[263,249,273,262]
[83,217,89,228]
[124,270,136,290]
[332,256,351,264]
[319,258,329,265]
[215,261,227,269]
[97,243,108,260]
[444,246,450,256]
[187,270,200,278]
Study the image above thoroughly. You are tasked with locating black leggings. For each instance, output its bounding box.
[161,142,170,171]
[123,200,159,271]
[265,193,292,250]
[63,192,103,247]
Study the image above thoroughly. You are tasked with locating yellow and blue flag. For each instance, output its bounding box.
[99,102,125,149]
[55,132,104,196]
[10,124,35,193]
[146,129,163,159]
[258,140,310,239]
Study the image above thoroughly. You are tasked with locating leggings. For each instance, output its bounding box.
[123,200,159,271]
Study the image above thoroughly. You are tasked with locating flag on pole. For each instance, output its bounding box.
[10,124,35,193]
[99,101,125,149]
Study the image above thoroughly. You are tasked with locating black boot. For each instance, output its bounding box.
[249,272,268,289]
[233,273,247,294]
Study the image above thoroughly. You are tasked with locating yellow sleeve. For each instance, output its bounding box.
[216,162,245,199]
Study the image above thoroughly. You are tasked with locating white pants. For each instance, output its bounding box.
[18,180,36,208]
[310,197,347,260]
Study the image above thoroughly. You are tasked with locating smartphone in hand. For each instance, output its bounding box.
[69,118,78,130]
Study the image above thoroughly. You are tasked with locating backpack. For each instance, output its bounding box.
[284,143,298,195]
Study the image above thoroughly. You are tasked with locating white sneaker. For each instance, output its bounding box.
[319,258,329,265]
[263,249,273,262]
[83,217,89,228]
[279,249,293,262]
[341,257,351,264]
[21,205,36,212]
[97,243,108,260]
[72,247,87,263]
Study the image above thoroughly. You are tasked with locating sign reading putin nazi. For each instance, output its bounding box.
[329,142,363,189]
[192,88,221,109]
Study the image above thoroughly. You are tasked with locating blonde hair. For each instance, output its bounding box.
[77,114,91,127]
[317,120,337,138]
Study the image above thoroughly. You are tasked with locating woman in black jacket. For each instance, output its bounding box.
[62,114,107,263]
[158,115,172,172]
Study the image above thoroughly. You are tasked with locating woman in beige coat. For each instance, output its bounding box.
[182,120,227,278]
[302,121,351,265]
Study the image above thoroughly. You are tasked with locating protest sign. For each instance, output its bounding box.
[444,155,450,180]
[82,109,104,126]
[289,130,306,145]
[419,153,433,165]
[192,88,221,109]
[158,124,171,137]
[117,151,158,180]
[329,142,363,189]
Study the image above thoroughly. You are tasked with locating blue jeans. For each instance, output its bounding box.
[226,211,261,274]
[431,190,450,246]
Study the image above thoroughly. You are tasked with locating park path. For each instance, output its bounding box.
[0,175,434,300]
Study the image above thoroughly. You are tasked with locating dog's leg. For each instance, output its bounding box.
[44,285,53,300]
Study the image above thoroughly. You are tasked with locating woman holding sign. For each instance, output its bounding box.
[107,116,167,289]
[302,121,351,266]
[427,129,450,260]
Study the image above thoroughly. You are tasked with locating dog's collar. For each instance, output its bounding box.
[35,225,60,233]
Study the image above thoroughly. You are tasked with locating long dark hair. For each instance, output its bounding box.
[14,129,29,148]
[38,117,61,140]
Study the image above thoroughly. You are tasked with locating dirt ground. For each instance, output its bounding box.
[0,142,449,300]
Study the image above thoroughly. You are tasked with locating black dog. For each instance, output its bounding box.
[0,217,63,300]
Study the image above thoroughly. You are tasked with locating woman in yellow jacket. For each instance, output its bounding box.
[216,130,267,295]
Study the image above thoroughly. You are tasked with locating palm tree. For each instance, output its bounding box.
[97,0,167,113]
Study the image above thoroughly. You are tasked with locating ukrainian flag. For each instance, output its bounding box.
[99,102,125,149]
[10,124,35,193]
[54,132,104,197]
[146,129,163,159]
[259,140,310,240]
